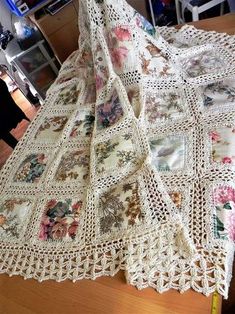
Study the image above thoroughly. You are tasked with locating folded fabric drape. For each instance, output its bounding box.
[0,0,234,298]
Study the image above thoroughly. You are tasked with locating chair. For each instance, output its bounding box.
[175,0,226,24]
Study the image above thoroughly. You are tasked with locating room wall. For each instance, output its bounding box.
[0,1,14,33]
[0,1,14,68]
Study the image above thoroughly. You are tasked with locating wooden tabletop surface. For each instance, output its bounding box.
[186,12,235,35]
[1,13,235,314]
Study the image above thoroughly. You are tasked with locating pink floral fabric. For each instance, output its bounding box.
[213,185,235,241]
[39,199,82,241]
[210,127,235,165]
[108,26,132,70]
[182,51,225,78]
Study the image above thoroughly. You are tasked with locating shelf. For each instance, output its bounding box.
[41,80,55,93]
[31,64,57,91]
[29,59,56,76]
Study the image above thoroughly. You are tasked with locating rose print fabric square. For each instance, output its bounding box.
[39,199,82,241]
[0,199,32,240]
[99,181,143,234]
[182,51,225,78]
[55,150,89,184]
[70,111,95,138]
[96,91,124,130]
[107,25,134,73]
[150,136,185,171]
[14,154,47,183]
[95,134,138,174]
[145,92,184,124]
[210,126,235,165]
[213,185,235,241]
[54,83,80,106]
[35,116,68,142]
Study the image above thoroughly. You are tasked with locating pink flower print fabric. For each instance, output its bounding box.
[39,199,82,241]
[210,127,235,165]
[213,185,235,241]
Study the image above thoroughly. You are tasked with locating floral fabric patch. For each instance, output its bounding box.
[134,12,156,36]
[95,134,138,174]
[0,199,31,239]
[97,92,124,130]
[182,51,225,78]
[70,111,95,138]
[84,83,97,104]
[39,199,82,241]
[94,43,109,91]
[55,150,89,183]
[139,38,174,77]
[169,192,182,208]
[203,82,235,108]
[210,127,235,165]
[14,154,47,183]
[150,136,185,171]
[213,185,235,241]
[166,37,190,49]
[76,45,94,81]
[145,92,184,124]
[35,116,68,142]
[107,25,133,72]
[99,181,143,234]
[55,83,80,106]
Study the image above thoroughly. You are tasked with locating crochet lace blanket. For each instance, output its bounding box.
[0,0,235,298]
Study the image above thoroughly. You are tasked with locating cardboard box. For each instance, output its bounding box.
[127,0,149,18]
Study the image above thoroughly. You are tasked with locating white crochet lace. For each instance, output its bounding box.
[0,0,235,299]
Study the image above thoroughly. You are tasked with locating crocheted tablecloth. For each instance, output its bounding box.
[0,0,235,298]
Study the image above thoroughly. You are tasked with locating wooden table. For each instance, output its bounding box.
[1,13,235,314]
[186,12,235,35]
